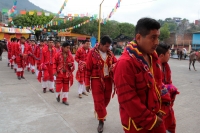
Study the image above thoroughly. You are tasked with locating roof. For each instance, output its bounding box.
[58,32,91,38]
[193,31,200,34]
[0,27,34,34]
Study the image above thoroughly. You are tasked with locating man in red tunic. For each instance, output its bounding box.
[113,18,166,133]
[39,38,56,93]
[28,40,37,74]
[15,37,28,80]
[53,41,75,105]
[25,40,32,72]
[75,40,90,98]
[55,40,61,53]
[85,36,117,133]
[7,38,12,67]
[156,44,179,133]
[34,40,44,78]
[11,37,18,72]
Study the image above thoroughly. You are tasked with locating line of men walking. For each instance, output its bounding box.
[5,17,179,133]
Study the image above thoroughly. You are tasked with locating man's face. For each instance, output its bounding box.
[161,50,170,63]
[44,41,47,44]
[99,43,111,53]
[21,39,25,43]
[40,42,44,46]
[84,42,90,49]
[32,41,35,45]
[48,41,54,47]
[136,29,160,54]
[63,46,70,53]
[56,42,60,47]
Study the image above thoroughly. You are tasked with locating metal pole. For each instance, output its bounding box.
[98,0,105,43]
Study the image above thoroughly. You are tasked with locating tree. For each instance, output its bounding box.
[160,23,170,41]
[118,22,135,37]
[11,11,54,27]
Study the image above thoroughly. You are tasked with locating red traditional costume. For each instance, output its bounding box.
[75,46,90,95]
[38,47,56,92]
[34,45,44,78]
[27,44,37,73]
[85,44,117,120]
[113,41,166,133]
[7,41,12,66]
[11,41,18,72]
[15,42,28,78]
[25,43,31,71]
[53,50,75,103]
[160,62,179,133]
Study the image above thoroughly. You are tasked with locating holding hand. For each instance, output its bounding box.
[86,86,91,93]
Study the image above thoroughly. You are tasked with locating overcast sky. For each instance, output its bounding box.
[29,0,200,24]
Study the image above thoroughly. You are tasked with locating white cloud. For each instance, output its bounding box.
[29,0,200,24]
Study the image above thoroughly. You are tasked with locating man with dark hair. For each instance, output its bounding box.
[55,40,61,53]
[39,38,56,93]
[53,41,75,105]
[35,40,44,78]
[156,44,179,133]
[85,35,117,133]
[114,18,166,133]
[75,39,90,98]
[15,36,28,80]
[11,37,18,72]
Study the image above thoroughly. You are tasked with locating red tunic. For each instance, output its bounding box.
[27,45,37,66]
[53,51,75,87]
[15,42,28,68]
[34,45,44,68]
[113,41,165,133]
[85,45,117,88]
[38,47,56,82]
[75,47,90,84]
[7,41,12,59]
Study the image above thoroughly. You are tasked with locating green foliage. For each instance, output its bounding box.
[160,23,170,41]
[11,11,54,27]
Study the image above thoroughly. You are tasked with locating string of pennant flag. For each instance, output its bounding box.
[57,0,122,32]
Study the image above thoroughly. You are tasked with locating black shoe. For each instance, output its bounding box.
[18,76,21,80]
[11,65,13,69]
[21,76,25,79]
[62,101,69,106]
[7,63,10,67]
[43,88,46,93]
[56,95,60,102]
[97,120,104,133]
[49,89,54,93]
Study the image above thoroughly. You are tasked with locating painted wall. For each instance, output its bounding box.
[0,33,29,40]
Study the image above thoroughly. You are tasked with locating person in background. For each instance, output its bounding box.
[85,35,117,133]
[156,44,179,133]
[75,40,90,98]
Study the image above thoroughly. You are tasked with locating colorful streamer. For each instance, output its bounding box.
[7,0,18,22]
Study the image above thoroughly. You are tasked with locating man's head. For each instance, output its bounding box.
[40,40,44,46]
[20,37,26,44]
[135,18,161,55]
[48,38,54,48]
[55,41,60,48]
[83,40,91,49]
[62,41,70,53]
[99,35,112,53]
[13,37,17,42]
[156,43,171,63]
[44,39,47,44]
[31,40,36,45]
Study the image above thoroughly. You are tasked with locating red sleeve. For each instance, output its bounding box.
[112,55,117,64]
[53,53,58,74]
[85,51,93,87]
[114,58,157,130]
[75,49,81,63]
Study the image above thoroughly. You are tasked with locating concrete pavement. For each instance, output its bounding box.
[0,52,200,133]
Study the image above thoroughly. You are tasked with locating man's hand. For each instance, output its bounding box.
[154,116,163,128]
[86,86,91,92]
[68,63,72,67]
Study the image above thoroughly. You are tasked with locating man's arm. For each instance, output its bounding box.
[75,49,80,63]
[85,51,93,90]
[114,59,161,130]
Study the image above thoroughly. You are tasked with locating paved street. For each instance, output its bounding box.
[0,52,200,133]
